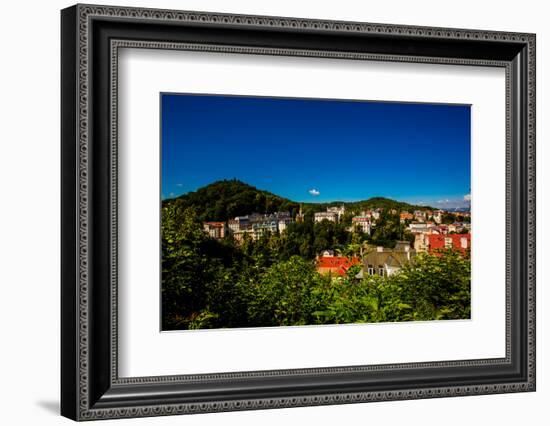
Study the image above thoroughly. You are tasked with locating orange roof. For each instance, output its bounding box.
[316,256,360,276]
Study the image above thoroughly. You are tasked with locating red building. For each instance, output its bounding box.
[428,233,471,254]
[316,256,361,276]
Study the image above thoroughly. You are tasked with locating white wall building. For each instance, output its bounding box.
[409,222,428,233]
[314,211,338,223]
[327,205,346,221]
[277,217,292,233]
[351,216,371,234]
[433,210,444,224]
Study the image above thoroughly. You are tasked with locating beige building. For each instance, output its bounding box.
[277,217,292,232]
[414,233,429,252]
[357,241,415,278]
[414,210,427,221]
[327,205,346,221]
[433,210,445,224]
[203,222,227,240]
[351,216,371,234]
[409,222,429,233]
[314,211,338,223]
[232,229,257,243]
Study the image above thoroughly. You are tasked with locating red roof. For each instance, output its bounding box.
[428,234,471,254]
[204,221,225,227]
[316,256,360,276]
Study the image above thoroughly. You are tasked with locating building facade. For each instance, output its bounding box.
[427,233,471,254]
[351,216,372,234]
[433,210,445,224]
[203,222,227,240]
[358,241,415,278]
[326,205,346,221]
[314,211,338,223]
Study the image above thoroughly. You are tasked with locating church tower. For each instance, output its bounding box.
[296,204,304,223]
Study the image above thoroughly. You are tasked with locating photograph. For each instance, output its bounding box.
[161,93,472,331]
[58,4,536,420]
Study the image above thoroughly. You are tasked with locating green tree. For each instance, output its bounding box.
[442,212,456,224]
[161,205,213,329]
[246,256,321,326]
[389,250,471,320]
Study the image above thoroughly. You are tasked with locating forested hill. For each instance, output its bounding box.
[163,179,435,222]
[307,197,435,215]
[163,180,300,222]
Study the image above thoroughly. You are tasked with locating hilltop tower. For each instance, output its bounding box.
[296,204,305,223]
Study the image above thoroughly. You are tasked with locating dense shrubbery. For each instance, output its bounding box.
[161,205,471,330]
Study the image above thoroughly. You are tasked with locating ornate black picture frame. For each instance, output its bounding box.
[61,4,536,421]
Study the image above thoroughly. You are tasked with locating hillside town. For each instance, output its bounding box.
[203,204,471,280]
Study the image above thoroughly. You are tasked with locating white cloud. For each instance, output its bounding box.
[308,188,320,196]
[175,183,183,187]
[464,193,471,202]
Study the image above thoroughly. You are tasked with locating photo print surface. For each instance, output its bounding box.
[161,93,472,331]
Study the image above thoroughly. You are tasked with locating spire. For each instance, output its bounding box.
[296,203,304,223]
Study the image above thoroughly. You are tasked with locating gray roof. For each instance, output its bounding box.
[363,249,415,268]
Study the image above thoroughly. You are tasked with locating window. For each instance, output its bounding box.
[368,264,374,275]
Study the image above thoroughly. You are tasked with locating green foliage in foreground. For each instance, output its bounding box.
[162,207,471,330]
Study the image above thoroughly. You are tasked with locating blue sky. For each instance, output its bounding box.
[161,93,471,208]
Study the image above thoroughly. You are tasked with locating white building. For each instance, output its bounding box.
[414,210,427,221]
[277,217,292,233]
[314,211,338,223]
[228,216,249,232]
[414,233,429,252]
[228,219,240,233]
[409,222,428,233]
[232,229,257,243]
[327,205,346,221]
[358,242,415,278]
[433,210,445,224]
[351,216,371,234]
